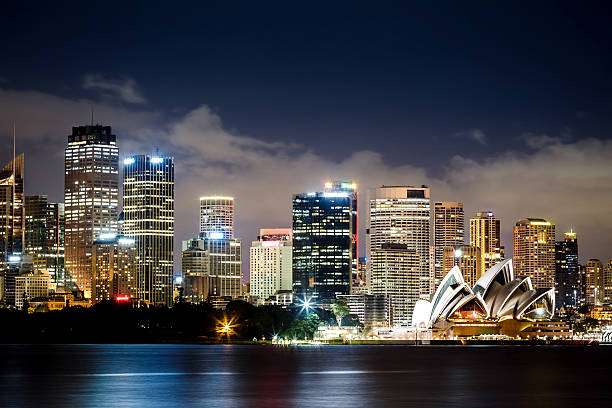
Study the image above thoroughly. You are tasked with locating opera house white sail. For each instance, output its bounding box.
[412,259,555,329]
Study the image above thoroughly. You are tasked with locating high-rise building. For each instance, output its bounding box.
[585,259,604,305]
[292,181,358,304]
[370,243,420,325]
[181,242,210,303]
[442,245,483,287]
[91,234,137,303]
[367,185,431,299]
[433,201,464,287]
[64,125,119,297]
[250,228,292,303]
[555,231,579,309]
[200,197,234,239]
[24,195,65,286]
[338,294,393,327]
[513,218,556,289]
[123,154,174,306]
[469,211,503,271]
[14,270,50,310]
[604,260,612,304]
[0,154,25,267]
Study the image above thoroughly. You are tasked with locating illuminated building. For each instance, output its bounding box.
[200,196,234,239]
[249,228,292,303]
[2,254,33,307]
[370,243,419,325]
[352,257,367,295]
[367,185,431,301]
[585,259,604,305]
[181,243,210,303]
[442,245,483,287]
[14,270,51,309]
[91,234,137,302]
[292,181,358,304]
[123,154,174,306]
[605,260,612,304]
[555,231,579,309]
[64,125,119,298]
[469,211,503,271]
[24,195,65,286]
[338,294,393,327]
[513,218,556,289]
[0,154,25,268]
[434,201,464,287]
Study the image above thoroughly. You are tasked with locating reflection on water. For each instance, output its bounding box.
[1,344,610,407]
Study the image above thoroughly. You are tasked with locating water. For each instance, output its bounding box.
[1,344,610,407]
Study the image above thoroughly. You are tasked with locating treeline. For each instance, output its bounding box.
[0,301,359,343]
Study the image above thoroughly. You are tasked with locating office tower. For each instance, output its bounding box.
[182,233,242,300]
[433,201,464,287]
[292,181,358,304]
[123,154,174,306]
[370,243,420,324]
[442,245,483,287]
[2,255,33,307]
[200,197,234,239]
[15,270,51,310]
[250,228,292,303]
[24,195,65,286]
[64,125,119,297]
[91,233,137,302]
[513,218,556,289]
[604,260,612,304]
[0,154,25,267]
[367,185,431,300]
[352,257,367,295]
[469,211,503,271]
[338,294,393,327]
[585,259,604,305]
[555,231,579,309]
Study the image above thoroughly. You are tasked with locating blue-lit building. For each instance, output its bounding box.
[122,154,174,306]
[555,231,579,309]
[292,181,358,304]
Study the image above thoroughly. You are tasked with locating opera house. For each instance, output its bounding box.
[411,259,565,339]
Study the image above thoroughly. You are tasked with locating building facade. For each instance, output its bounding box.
[24,195,65,286]
[513,218,556,289]
[442,245,483,288]
[0,154,25,268]
[339,294,393,327]
[14,271,50,310]
[250,228,292,303]
[200,197,234,239]
[91,234,137,302]
[555,231,579,309]
[605,260,612,304]
[367,185,431,300]
[123,154,174,306]
[370,243,420,325]
[433,201,464,287]
[585,259,604,305]
[469,211,503,271]
[64,125,119,297]
[292,181,358,304]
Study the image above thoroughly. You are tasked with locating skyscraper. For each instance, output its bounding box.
[200,197,234,239]
[585,259,604,305]
[433,201,464,287]
[24,196,65,286]
[292,181,358,304]
[469,211,503,271]
[604,260,612,304]
[64,125,118,297]
[442,245,483,287]
[250,228,292,303]
[0,154,25,267]
[91,234,137,302]
[123,154,174,306]
[555,231,579,309]
[367,186,431,300]
[513,218,556,289]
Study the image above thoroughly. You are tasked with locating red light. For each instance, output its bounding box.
[116,295,130,302]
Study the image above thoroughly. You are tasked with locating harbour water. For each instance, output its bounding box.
[1,344,610,407]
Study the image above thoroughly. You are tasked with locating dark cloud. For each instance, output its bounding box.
[82,74,148,105]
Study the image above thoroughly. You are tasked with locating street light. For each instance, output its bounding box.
[298,296,314,313]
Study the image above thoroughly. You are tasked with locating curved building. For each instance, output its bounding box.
[412,259,555,328]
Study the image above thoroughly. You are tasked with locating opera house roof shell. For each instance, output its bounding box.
[412,259,555,328]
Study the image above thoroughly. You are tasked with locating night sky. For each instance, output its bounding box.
[1,1,612,273]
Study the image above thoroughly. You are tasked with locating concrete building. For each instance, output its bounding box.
[250,228,292,303]
[605,260,612,304]
[513,218,556,289]
[433,201,464,287]
[2,254,33,307]
[15,271,51,309]
[123,154,174,306]
[91,234,137,302]
[442,245,483,288]
[339,293,393,327]
[0,154,25,268]
[469,211,503,271]
[292,181,358,304]
[585,259,604,305]
[64,125,119,298]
